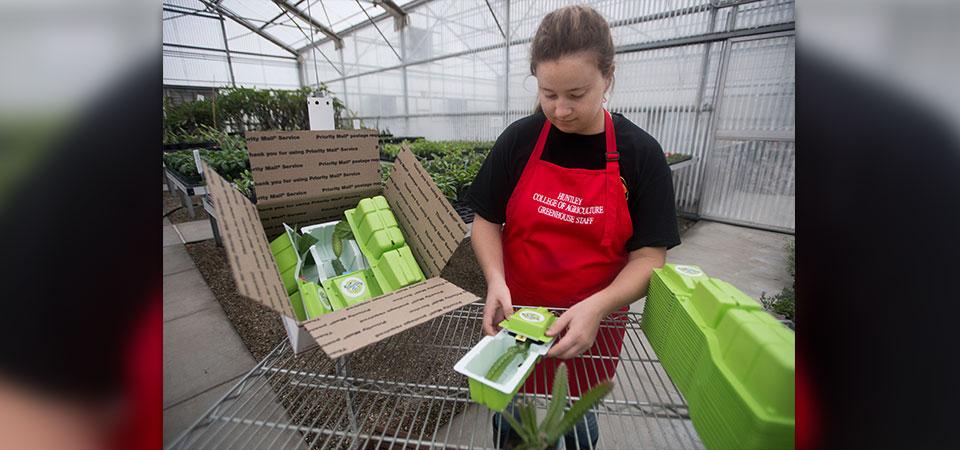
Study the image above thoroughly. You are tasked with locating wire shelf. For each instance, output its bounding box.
[169,303,704,449]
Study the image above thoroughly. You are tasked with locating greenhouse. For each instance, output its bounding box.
[163,1,795,449]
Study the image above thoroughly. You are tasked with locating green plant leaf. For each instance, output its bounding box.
[332,237,343,259]
[332,219,354,259]
[546,380,613,444]
[520,401,540,445]
[296,232,319,256]
[541,363,568,432]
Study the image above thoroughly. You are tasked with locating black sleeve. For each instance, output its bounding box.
[625,141,682,251]
[464,126,518,224]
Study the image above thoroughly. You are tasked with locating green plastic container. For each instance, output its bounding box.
[269,229,300,295]
[641,265,795,450]
[298,278,333,319]
[322,269,383,309]
[454,308,558,411]
[344,195,425,293]
[455,330,551,412]
[498,307,557,344]
[288,290,307,322]
[641,264,707,355]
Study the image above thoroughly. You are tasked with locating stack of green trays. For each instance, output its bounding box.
[642,264,707,389]
[642,265,795,449]
[344,196,425,293]
[269,230,307,321]
[269,230,300,296]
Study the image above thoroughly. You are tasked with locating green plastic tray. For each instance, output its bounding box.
[641,265,795,450]
[344,195,425,293]
[322,269,383,309]
[455,332,549,412]
[498,307,557,344]
[269,230,300,295]
[298,278,333,319]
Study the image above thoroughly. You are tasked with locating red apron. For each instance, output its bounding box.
[502,110,633,397]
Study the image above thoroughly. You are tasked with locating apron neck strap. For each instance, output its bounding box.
[601,109,620,247]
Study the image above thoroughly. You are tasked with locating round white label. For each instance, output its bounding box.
[340,277,367,298]
[675,265,704,277]
[518,310,545,323]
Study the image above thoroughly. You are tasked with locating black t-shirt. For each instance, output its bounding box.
[466,111,681,251]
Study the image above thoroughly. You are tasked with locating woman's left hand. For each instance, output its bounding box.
[545,299,606,360]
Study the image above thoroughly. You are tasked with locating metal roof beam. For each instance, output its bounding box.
[260,0,305,30]
[372,0,409,30]
[297,0,432,54]
[197,0,299,57]
[272,0,344,49]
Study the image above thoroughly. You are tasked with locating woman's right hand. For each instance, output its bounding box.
[482,281,514,336]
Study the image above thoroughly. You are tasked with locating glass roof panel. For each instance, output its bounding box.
[165,0,419,50]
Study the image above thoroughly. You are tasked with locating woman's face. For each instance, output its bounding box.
[535,51,611,134]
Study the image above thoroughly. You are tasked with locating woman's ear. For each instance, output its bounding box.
[605,65,615,93]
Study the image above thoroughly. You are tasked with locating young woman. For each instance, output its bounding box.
[465,5,681,449]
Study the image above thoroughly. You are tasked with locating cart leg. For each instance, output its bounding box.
[336,356,361,449]
[210,216,222,247]
[164,171,175,196]
[182,189,196,219]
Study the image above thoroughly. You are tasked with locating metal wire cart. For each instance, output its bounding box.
[169,303,704,449]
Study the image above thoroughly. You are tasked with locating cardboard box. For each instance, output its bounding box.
[201,129,477,358]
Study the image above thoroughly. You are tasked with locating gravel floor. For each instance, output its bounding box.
[163,190,211,224]
[184,239,285,360]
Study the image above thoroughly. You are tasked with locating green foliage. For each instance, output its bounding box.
[332,219,355,259]
[420,146,489,202]
[665,152,693,165]
[234,170,255,197]
[162,126,249,184]
[295,232,319,257]
[761,239,796,323]
[499,365,613,450]
[163,97,215,136]
[379,139,492,202]
[380,162,394,185]
[163,85,349,140]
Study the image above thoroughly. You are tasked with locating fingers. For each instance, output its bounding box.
[482,302,498,336]
[545,313,572,337]
[498,292,513,318]
[548,336,581,359]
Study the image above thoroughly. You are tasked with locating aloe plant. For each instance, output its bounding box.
[499,365,613,450]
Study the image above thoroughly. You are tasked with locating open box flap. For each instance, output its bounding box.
[246,129,380,197]
[201,160,293,318]
[304,277,479,358]
[257,189,381,240]
[384,147,468,279]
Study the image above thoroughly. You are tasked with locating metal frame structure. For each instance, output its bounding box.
[169,303,704,449]
[163,0,795,229]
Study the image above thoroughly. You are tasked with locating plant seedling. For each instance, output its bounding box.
[498,364,613,450]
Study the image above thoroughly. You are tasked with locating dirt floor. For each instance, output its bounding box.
[163,190,211,224]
